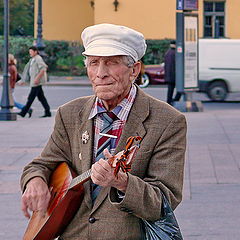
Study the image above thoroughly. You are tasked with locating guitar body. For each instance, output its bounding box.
[23,162,84,240]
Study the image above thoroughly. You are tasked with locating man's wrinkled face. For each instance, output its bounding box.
[86,56,137,104]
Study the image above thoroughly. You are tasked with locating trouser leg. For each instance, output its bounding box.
[174,92,182,101]
[37,86,51,114]
[14,101,24,110]
[20,87,38,116]
[11,89,25,110]
[167,84,175,104]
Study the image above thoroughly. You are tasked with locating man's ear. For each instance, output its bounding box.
[130,61,141,82]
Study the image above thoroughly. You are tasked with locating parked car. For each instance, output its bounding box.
[138,63,166,88]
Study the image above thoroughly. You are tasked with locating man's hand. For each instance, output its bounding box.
[91,149,128,192]
[16,80,25,86]
[34,68,45,85]
[21,177,51,219]
[34,78,40,85]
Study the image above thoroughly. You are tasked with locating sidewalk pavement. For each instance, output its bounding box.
[47,75,91,86]
[0,84,240,239]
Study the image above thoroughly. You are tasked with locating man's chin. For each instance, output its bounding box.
[96,93,115,101]
[95,87,115,98]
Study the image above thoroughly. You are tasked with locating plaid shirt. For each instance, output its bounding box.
[89,84,137,160]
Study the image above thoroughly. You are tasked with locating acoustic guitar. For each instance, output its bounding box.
[23,136,141,240]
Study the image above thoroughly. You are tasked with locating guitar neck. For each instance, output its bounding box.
[69,169,91,189]
[68,143,139,190]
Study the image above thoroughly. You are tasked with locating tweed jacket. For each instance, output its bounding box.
[21,86,187,240]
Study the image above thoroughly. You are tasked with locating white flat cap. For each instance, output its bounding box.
[81,23,147,62]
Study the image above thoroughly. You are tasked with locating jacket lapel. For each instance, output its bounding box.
[91,87,150,213]
[78,96,95,209]
[115,87,149,153]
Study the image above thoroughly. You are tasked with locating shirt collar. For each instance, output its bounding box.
[89,84,137,121]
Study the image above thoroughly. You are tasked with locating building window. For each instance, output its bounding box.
[203,1,225,38]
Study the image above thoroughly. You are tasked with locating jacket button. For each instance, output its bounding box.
[89,217,96,223]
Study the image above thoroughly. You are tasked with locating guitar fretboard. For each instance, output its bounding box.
[69,169,91,189]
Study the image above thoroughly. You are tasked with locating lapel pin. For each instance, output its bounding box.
[82,131,90,144]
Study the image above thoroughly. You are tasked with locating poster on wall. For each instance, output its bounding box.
[184,15,198,89]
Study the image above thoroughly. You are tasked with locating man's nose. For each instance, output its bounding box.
[96,62,108,79]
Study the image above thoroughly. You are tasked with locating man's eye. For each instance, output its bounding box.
[107,60,119,65]
[89,60,98,66]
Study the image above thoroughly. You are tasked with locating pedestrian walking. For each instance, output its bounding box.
[165,40,182,105]
[17,46,51,118]
[8,54,33,117]
[20,24,186,239]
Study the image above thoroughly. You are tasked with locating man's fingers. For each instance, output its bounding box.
[95,158,113,175]
[92,162,106,179]
[21,177,51,219]
[103,148,112,159]
[21,200,30,219]
[37,192,51,211]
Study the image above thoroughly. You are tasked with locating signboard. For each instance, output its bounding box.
[184,15,198,89]
[184,0,198,10]
[177,0,184,10]
[176,13,198,92]
[177,0,198,11]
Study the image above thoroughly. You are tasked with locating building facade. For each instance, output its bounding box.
[37,0,240,41]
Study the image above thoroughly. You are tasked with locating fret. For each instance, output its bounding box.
[69,169,92,189]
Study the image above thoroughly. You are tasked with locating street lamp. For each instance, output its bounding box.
[0,0,17,121]
[36,0,46,56]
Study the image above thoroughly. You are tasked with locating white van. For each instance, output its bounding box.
[199,39,240,101]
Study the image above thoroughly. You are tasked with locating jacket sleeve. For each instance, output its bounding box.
[109,113,187,221]
[21,62,30,83]
[36,56,48,71]
[20,107,72,192]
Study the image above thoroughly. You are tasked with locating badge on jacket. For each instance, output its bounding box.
[82,131,90,144]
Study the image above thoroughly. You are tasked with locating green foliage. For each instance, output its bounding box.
[0,36,34,70]
[43,40,86,75]
[0,0,34,36]
[0,36,86,75]
[43,40,70,71]
[9,36,35,68]
[56,55,86,75]
[143,39,174,65]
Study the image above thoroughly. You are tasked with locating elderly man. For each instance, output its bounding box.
[21,24,187,240]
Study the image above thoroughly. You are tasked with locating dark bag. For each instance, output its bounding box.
[16,73,21,82]
[140,194,183,240]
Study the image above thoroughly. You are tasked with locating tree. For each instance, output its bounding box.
[0,0,34,36]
